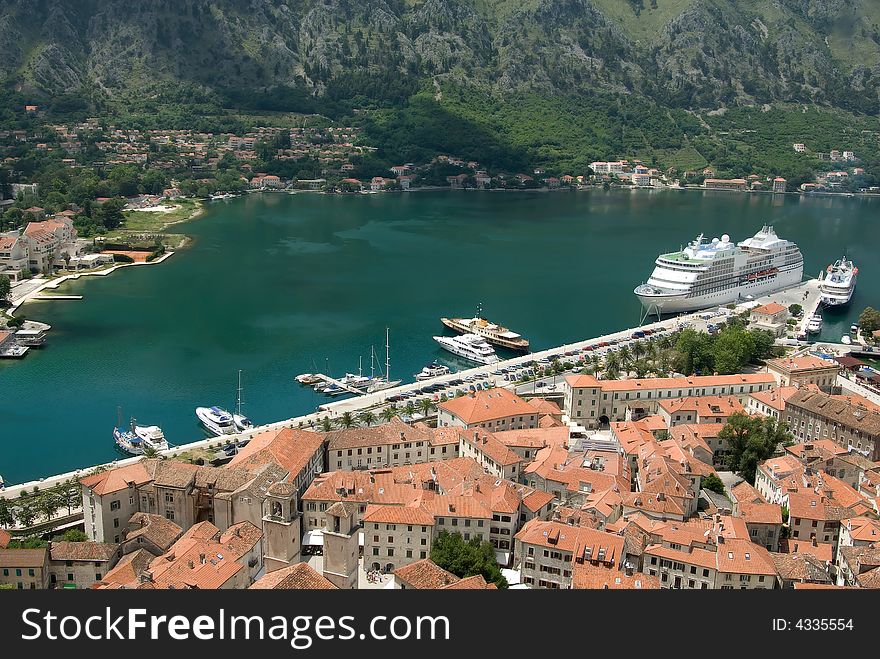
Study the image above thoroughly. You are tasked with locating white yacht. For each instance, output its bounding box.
[819,257,857,307]
[433,333,500,365]
[806,314,823,334]
[415,361,451,380]
[134,424,169,452]
[233,370,253,432]
[196,406,237,436]
[635,226,804,314]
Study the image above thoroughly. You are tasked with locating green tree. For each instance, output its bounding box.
[53,529,89,542]
[338,411,356,429]
[417,398,435,418]
[0,274,10,304]
[0,498,13,527]
[719,413,788,483]
[358,410,377,427]
[859,307,880,334]
[320,417,333,432]
[713,327,755,374]
[380,406,398,423]
[788,304,802,316]
[701,473,726,495]
[404,401,416,417]
[674,328,714,375]
[429,530,508,589]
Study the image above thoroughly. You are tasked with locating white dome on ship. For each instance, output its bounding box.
[721,234,730,242]
[711,237,719,243]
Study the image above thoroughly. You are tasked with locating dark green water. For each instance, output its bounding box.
[2,190,878,483]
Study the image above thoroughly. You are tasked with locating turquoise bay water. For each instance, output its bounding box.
[2,190,879,484]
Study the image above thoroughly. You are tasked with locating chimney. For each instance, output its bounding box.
[188,560,194,569]
[199,553,206,565]
[400,431,406,440]
[625,565,634,577]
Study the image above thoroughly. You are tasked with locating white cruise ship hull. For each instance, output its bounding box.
[636,266,803,313]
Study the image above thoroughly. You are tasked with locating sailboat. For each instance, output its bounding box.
[233,369,253,432]
[365,327,402,393]
[113,407,144,455]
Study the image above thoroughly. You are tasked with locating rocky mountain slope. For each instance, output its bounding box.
[1,0,877,114]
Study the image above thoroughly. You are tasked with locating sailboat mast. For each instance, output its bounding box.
[236,369,243,416]
[385,327,391,382]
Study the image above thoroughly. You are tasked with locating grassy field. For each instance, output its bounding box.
[105,199,204,246]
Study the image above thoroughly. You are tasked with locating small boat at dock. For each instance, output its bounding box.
[806,314,823,334]
[196,406,236,436]
[295,373,322,385]
[134,424,169,452]
[841,335,852,345]
[415,362,451,380]
[113,410,144,455]
[441,304,530,352]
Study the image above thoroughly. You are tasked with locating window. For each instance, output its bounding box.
[110,500,121,511]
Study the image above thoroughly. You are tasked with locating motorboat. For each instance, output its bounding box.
[196,406,236,436]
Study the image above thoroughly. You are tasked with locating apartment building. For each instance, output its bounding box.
[0,548,49,589]
[784,388,880,459]
[747,386,799,420]
[657,396,744,427]
[325,418,435,470]
[766,355,840,390]
[515,519,626,589]
[643,536,776,589]
[48,541,121,589]
[363,505,438,573]
[749,302,789,337]
[563,373,774,428]
[457,429,527,480]
[437,388,538,431]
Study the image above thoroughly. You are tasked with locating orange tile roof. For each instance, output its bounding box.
[363,503,436,525]
[659,396,743,418]
[572,563,660,589]
[515,519,625,563]
[782,539,834,563]
[80,462,155,495]
[749,386,800,412]
[438,388,536,424]
[393,559,460,589]
[326,417,430,450]
[0,529,10,549]
[459,429,523,466]
[767,355,840,374]
[565,373,774,391]
[492,426,569,450]
[751,302,787,316]
[95,549,154,589]
[229,427,324,478]
[250,563,337,589]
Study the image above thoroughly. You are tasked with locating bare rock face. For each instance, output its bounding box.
[0,0,876,113]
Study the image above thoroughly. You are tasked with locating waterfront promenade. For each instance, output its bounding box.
[0,277,828,501]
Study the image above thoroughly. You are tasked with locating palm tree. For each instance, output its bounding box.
[418,398,435,418]
[404,401,416,417]
[617,344,632,370]
[380,406,398,423]
[142,446,160,459]
[604,351,621,380]
[358,410,376,427]
[338,411,356,429]
[631,341,644,362]
[320,417,333,432]
[0,498,13,528]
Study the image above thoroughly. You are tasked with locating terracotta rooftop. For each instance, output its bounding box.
[49,541,118,562]
[438,388,536,424]
[229,427,325,478]
[250,563,337,590]
[565,373,774,391]
[326,417,431,451]
[393,559,460,589]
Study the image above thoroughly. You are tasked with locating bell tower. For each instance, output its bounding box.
[322,502,360,589]
[262,482,302,572]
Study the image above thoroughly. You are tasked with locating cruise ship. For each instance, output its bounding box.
[433,333,500,365]
[634,226,804,314]
[819,257,857,307]
[441,306,529,352]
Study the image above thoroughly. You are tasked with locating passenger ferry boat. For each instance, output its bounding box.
[415,361,451,380]
[819,257,857,307]
[634,226,804,314]
[441,305,529,352]
[433,333,500,365]
[196,406,237,436]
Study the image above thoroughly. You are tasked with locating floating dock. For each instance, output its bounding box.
[312,373,367,396]
[31,294,83,301]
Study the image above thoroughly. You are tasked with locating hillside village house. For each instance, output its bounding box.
[562,373,775,428]
[0,233,30,281]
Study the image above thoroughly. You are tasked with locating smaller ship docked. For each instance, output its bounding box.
[134,424,169,452]
[196,406,237,436]
[806,313,823,335]
[233,370,253,432]
[819,257,858,307]
[295,373,322,385]
[415,361,451,381]
[433,333,500,365]
[441,305,529,352]
[113,410,144,455]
